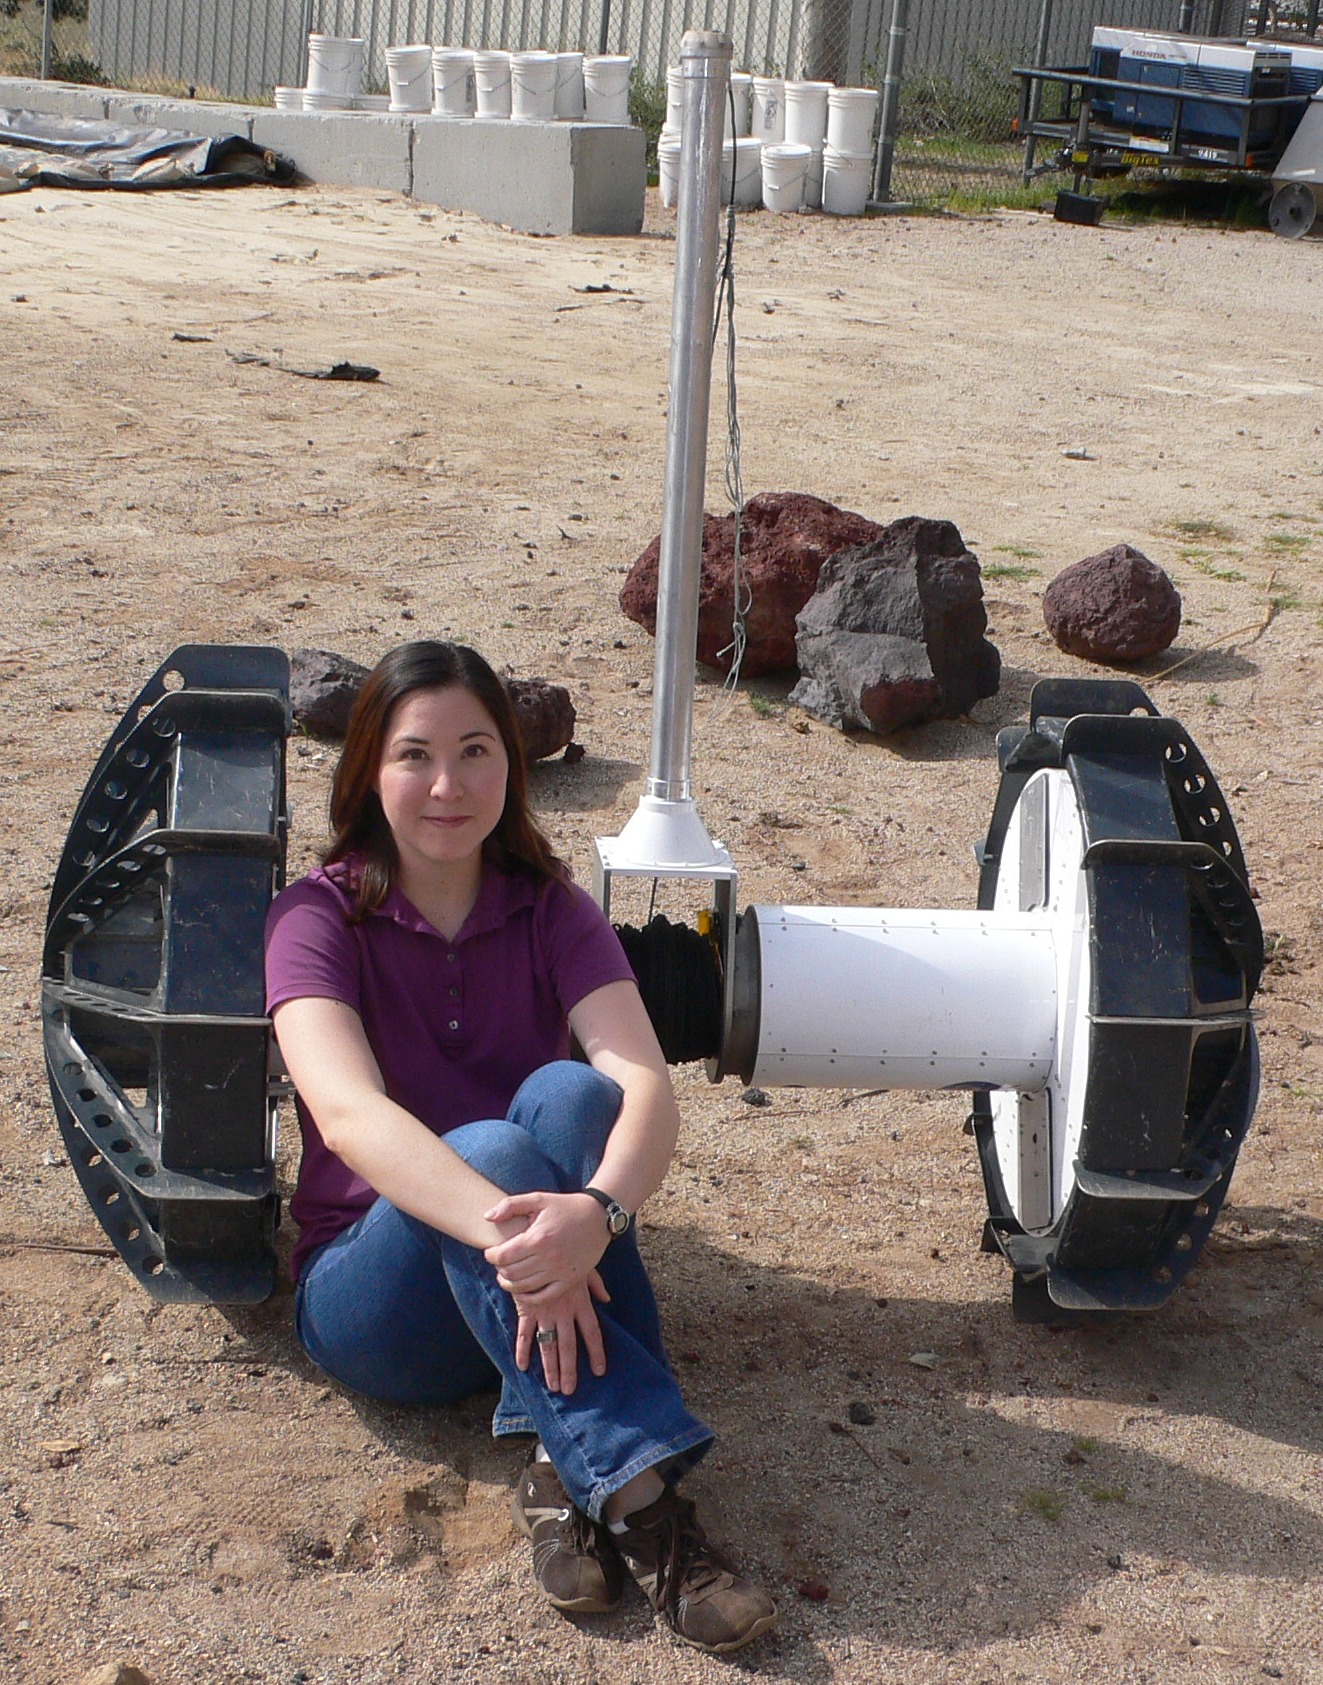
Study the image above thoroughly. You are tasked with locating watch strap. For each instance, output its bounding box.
[582,1185,632,1237]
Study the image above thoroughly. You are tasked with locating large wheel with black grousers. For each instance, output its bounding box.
[970,678,1262,1319]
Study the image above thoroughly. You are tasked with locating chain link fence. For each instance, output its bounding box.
[889,0,1259,202]
[4,0,1318,203]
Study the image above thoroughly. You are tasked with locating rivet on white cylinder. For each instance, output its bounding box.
[583,54,632,124]
[473,49,513,118]
[784,78,832,147]
[826,85,880,155]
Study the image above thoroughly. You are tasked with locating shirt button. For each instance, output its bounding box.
[448,1019,460,1031]
[446,952,457,964]
[448,986,459,998]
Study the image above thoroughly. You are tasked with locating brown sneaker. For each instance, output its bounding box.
[613,1488,778,1654]
[511,1455,625,1614]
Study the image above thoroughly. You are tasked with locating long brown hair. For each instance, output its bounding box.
[324,641,564,919]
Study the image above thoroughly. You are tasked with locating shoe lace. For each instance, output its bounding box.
[649,1496,731,1615]
[559,1504,598,1557]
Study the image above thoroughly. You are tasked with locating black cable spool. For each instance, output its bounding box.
[614,915,724,1065]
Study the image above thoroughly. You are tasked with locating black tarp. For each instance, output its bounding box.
[0,109,296,190]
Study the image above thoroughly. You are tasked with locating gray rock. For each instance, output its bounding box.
[289,647,370,739]
[1043,543,1181,662]
[790,516,1000,734]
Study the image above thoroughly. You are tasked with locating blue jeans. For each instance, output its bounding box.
[295,1060,713,1520]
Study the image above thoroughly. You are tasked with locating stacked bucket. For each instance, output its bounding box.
[659,69,878,216]
[276,33,634,124]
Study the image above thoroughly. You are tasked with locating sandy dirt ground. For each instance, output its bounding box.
[1,179,1322,1685]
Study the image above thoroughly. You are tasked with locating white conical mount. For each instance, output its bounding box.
[603,794,733,875]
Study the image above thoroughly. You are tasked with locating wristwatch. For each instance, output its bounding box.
[582,1185,633,1239]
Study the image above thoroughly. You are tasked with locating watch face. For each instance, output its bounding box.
[606,1205,630,1236]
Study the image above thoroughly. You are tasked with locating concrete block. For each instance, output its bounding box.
[250,110,413,192]
[0,76,109,121]
[104,95,255,141]
[411,116,644,236]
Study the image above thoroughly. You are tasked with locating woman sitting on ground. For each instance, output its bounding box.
[264,639,776,1654]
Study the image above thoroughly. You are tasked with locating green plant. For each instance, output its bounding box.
[1088,1485,1128,1504]
[1264,533,1310,552]
[1269,589,1301,611]
[901,54,1019,143]
[747,693,785,719]
[630,71,667,173]
[52,49,103,82]
[993,544,1041,559]
[983,563,1038,581]
[1207,693,1223,707]
[1072,1435,1100,1456]
[1021,1488,1066,1522]
[1171,517,1237,543]
[1184,555,1245,583]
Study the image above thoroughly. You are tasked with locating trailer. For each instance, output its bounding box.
[1014,27,1312,219]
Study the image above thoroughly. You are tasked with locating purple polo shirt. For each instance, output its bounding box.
[264,855,635,1281]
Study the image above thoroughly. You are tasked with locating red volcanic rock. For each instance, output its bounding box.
[503,677,576,763]
[1043,544,1181,663]
[619,491,887,676]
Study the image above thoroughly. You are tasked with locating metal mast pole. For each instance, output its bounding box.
[646,28,730,809]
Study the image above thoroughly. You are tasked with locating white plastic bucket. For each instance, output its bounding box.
[511,50,557,119]
[555,52,585,118]
[583,54,632,124]
[752,75,785,143]
[822,145,872,215]
[432,47,474,116]
[785,79,832,147]
[725,70,752,139]
[386,43,433,112]
[306,34,364,99]
[273,85,303,111]
[303,87,353,111]
[665,65,683,130]
[720,136,763,207]
[826,86,879,154]
[474,49,513,118]
[804,144,825,209]
[761,140,809,211]
[354,93,391,111]
[658,133,682,208]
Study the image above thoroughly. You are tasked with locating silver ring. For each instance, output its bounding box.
[535,1328,557,1347]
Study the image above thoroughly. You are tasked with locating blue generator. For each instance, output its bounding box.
[1088,28,1291,151]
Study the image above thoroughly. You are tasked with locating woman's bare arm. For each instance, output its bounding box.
[272,995,524,1252]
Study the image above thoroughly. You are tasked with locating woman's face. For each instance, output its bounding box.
[375,685,510,879]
